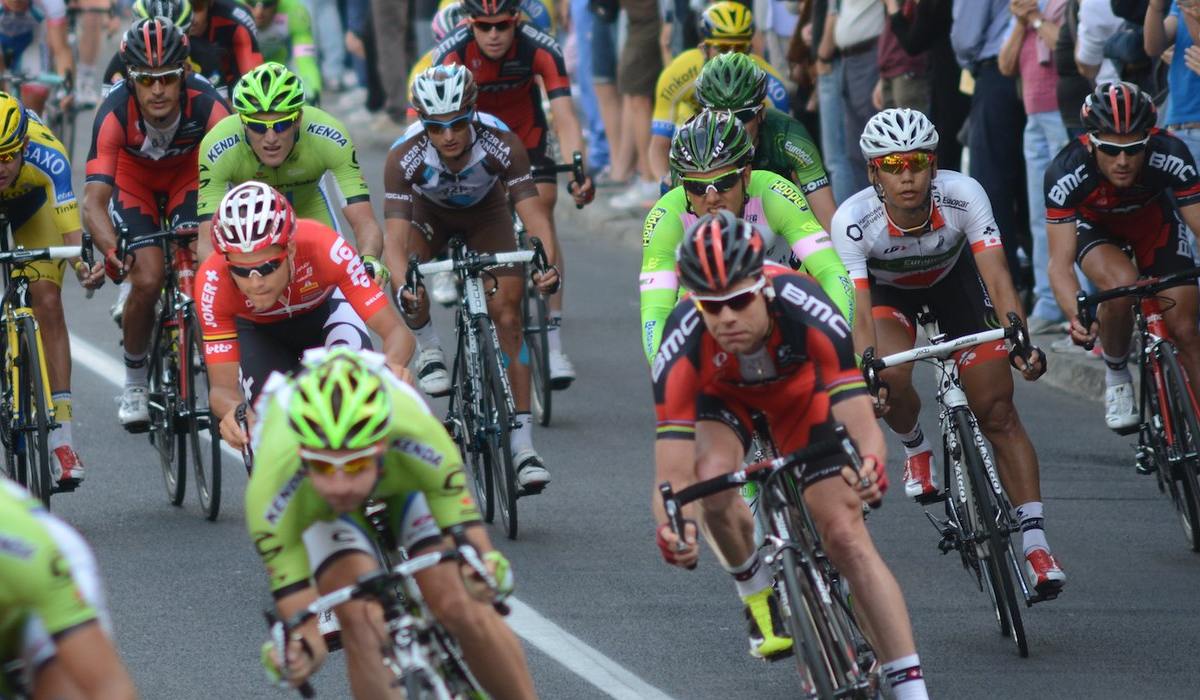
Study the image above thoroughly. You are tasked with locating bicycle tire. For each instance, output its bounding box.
[1,325,23,486]
[522,279,552,427]
[148,319,185,505]
[15,317,52,507]
[453,319,494,523]
[952,411,1028,657]
[182,309,221,521]
[776,544,836,698]
[1140,359,1171,495]
[476,317,517,539]
[1155,345,1200,551]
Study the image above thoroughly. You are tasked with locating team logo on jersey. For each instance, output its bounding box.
[844,223,863,242]
[205,134,240,162]
[1047,163,1088,206]
[779,282,849,339]
[391,438,444,468]
[713,351,728,368]
[1149,151,1197,181]
[651,306,701,381]
[306,123,349,148]
[0,532,34,560]
[263,471,306,525]
[643,207,666,247]
[328,238,372,288]
[769,180,809,211]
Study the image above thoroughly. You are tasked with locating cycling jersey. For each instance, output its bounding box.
[254,0,320,95]
[755,108,829,196]
[651,49,789,139]
[196,218,388,365]
[639,170,851,363]
[197,107,370,228]
[245,372,480,597]
[830,169,1005,290]
[432,22,571,152]
[0,0,64,67]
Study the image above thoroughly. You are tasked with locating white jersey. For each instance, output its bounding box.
[830,170,1003,289]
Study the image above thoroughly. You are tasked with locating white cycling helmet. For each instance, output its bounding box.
[410,62,478,118]
[211,181,296,255]
[859,108,939,160]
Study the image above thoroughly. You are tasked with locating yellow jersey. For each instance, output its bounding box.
[651,49,790,139]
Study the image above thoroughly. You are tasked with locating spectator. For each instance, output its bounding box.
[756,0,802,100]
[1075,0,1122,83]
[874,0,927,111]
[606,0,663,207]
[590,4,624,183]
[1146,0,1200,165]
[569,0,611,178]
[813,0,857,202]
[833,0,884,192]
[372,0,411,130]
[305,0,351,90]
[1054,0,1092,139]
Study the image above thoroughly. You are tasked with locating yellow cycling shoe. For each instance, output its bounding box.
[742,588,793,660]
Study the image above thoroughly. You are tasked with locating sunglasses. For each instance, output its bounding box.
[422,112,473,135]
[733,105,763,124]
[705,41,750,55]
[693,277,768,314]
[680,167,745,196]
[301,446,383,476]
[472,18,515,32]
[872,152,934,175]
[1089,133,1150,157]
[128,67,185,87]
[242,113,300,134]
[0,145,22,164]
[227,250,287,278]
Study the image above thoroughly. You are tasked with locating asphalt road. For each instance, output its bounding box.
[35,101,1200,700]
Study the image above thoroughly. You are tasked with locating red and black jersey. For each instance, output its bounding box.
[1044,129,1200,226]
[190,0,262,88]
[85,74,231,183]
[432,22,571,151]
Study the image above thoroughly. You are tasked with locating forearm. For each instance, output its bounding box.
[209,380,246,425]
[550,99,586,168]
[82,186,118,251]
[649,135,671,183]
[998,23,1024,76]
[1144,4,1171,57]
[383,217,411,299]
[653,439,696,525]
[850,286,876,358]
[344,202,383,259]
[1046,222,1082,318]
[375,314,417,367]
[831,396,887,460]
[515,197,557,263]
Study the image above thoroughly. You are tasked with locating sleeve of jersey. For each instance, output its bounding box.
[639,200,684,364]
[784,276,865,403]
[197,123,233,218]
[651,70,678,139]
[84,109,122,185]
[829,206,870,288]
[1043,151,1079,224]
[196,259,241,364]
[3,516,98,638]
[324,117,372,205]
[764,178,854,323]
[502,133,540,202]
[532,43,572,100]
[1166,135,1200,206]
[959,177,1005,253]
[781,121,830,194]
[28,138,79,233]
[325,228,390,318]
[652,314,700,441]
[382,147,415,221]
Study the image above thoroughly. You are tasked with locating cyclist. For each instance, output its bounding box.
[652,213,930,700]
[644,1,790,186]
[0,0,75,115]
[0,477,138,700]
[197,61,386,287]
[247,348,536,700]
[1046,81,1200,433]
[384,63,560,492]
[0,92,95,488]
[246,0,321,104]
[639,108,852,364]
[694,52,836,232]
[830,108,1065,595]
[433,0,594,390]
[81,18,231,433]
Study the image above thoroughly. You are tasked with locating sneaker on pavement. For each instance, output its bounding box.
[110,280,131,328]
[609,179,661,210]
[416,347,451,397]
[514,448,550,492]
[1105,381,1138,433]
[1025,315,1067,335]
[1024,548,1066,595]
[742,588,793,660]
[430,270,458,306]
[549,349,575,390]
[117,385,149,432]
[52,445,84,487]
[903,450,940,500]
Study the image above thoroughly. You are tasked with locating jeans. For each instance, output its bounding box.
[304,0,347,82]
[572,0,610,167]
[968,64,1027,281]
[818,61,856,204]
[840,48,879,194]
[1024,111,1069,321]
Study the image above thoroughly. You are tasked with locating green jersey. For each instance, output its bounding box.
[755,108,830,197]
[254,0,322,95]
[197,107,371,227]
[638,170,853,363]
[245,375,480,595]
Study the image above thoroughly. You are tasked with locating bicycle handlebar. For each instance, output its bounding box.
[415,249,535,276]
[0,245,83,264]
[531,151,586,209]
[1075,266,1200,350]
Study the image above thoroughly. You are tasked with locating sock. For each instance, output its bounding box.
[727,551,772,599]
[124,351,149,387]
[892,424,931,457]
[547,312,563,354]
[49,392,72,451]
[882,654,929,700]
[1103,352,1132,386]
[1016,501,1049,554]
[510,412,533,455]
[411,320,441,351]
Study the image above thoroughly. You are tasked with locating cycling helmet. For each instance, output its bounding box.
[119,17,190,70]
[0,92,29,154]
[669,109,755,175]
[132,0,193,32]
[211,181,296,254]
[432,1,467,41]
[677,210,764,294]
[859,108,939,159]
[410,63,478,117]
[1081,81,1157,136]
[233,62,307,115]
[288,348,391,452]
[699,1,755,44]
[461,0,519,18]
[695,52,767,112]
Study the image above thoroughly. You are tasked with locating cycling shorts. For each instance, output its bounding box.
[108,157,199,253]
[1075,215,1197,286]
[411,185,521,278]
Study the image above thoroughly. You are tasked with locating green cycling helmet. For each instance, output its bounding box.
[233,62,307,115]
[132,0,193,32]
[288,348,391,451]
[670,109,755,175]
[695,53,766,112]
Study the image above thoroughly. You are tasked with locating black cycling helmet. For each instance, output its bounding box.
[1081,81,1157,136]
[120,17,190,70]
[669,109,755,175]
[461,0,519,18]
[677,210,764,293]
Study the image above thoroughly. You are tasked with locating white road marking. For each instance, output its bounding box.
[68,331,680,700]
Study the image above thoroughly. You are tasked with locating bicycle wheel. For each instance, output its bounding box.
[451,322,494,523]
[15,317,52,507]
[1155,345,1200,551]
[522,280,552,426]
[776,546,836,698]
[476,317,517,539]
[1,328,22,485]
[148,320,185,505]
[952,411,1028,657]
[182,309,221,521]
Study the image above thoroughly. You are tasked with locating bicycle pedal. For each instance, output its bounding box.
[517,483,547,497]
[121,421,150,434]
[914,490,947,505]
[53,480,80,493]
[1113,423,1142,437]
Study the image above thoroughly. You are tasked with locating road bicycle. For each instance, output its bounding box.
[660,427,880,699]
[405,239,548,539]
[117,214,221,520]
[0,214,79,506]
[1076,267,1200,551]
[862,310,1045,657]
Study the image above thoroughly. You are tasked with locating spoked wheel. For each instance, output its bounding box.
[182,311,221,521]
[1,330,23,486]
[148,321,185,506]
[477,318,517,539]
[453,330,493,523]
[777,546,836,699]
[522,279,552,426]
[15,318,52,507]
[1156,346,1200,551]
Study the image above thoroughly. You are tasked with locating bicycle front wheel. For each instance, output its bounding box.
[1156,345,1200,551]
[476,317,517,539]
[15,317,52,507]
[522,280,552,426]
[182,309,221,521]
[148,320,185,505]
[452,322,493,523]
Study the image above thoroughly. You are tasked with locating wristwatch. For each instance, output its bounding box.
[1032,18,1044,30]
